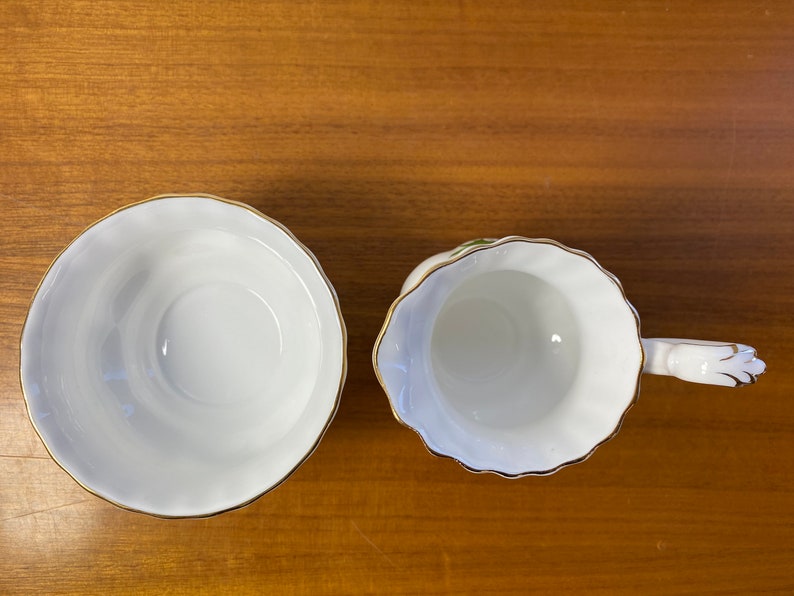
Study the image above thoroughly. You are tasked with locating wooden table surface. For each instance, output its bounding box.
[2,2,793,594]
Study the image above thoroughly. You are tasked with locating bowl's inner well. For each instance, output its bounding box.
[430,270,581,429]
[156,281,291,406]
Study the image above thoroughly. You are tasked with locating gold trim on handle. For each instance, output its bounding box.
[719,343,764,387]
[19,193,348,518]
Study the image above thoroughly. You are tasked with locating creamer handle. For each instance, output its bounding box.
[641,338,766,387]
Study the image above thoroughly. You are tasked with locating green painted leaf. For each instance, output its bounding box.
[450,238,497,257]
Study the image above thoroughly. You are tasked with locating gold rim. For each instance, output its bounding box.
[372,236,645,477]
[19,193,348,518]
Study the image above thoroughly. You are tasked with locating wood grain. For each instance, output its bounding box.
[2,1,793,593]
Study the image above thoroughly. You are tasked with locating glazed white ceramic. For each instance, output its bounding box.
[20,195,347,517]
[373,237,765,476]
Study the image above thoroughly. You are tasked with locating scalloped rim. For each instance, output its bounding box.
[19,193,348,518]
[372,236,645,477]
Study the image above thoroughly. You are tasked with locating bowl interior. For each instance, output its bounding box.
[21,196,346,517]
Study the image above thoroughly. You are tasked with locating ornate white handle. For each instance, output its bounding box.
[642,338,766,387]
